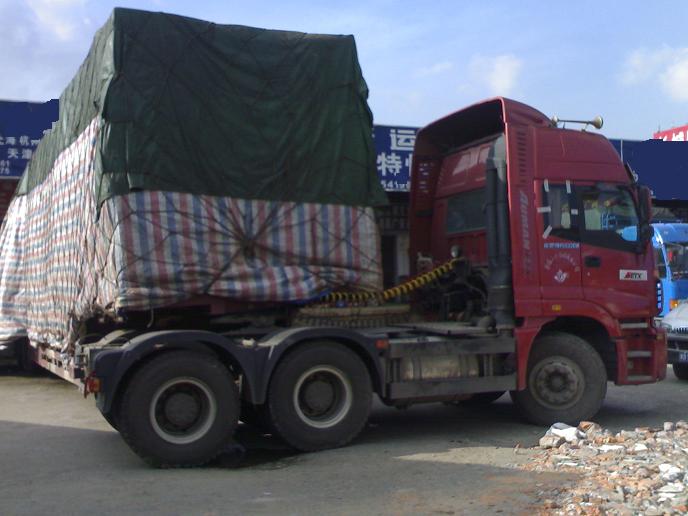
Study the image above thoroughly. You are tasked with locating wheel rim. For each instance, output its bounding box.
[149,377,218,445]
[293,365,353,429]
[529,356,585,410]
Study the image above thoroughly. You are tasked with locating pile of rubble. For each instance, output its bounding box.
[524,421,688,515]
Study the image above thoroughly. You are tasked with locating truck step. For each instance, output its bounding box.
[626,375,655,382]
[627,350,652,358]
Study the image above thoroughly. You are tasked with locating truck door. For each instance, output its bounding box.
[537,180,583,300]
[578,183,655,317]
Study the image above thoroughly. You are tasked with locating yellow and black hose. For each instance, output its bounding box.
[320,258,459,304]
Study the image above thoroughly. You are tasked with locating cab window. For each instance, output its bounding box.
[579,185,639,251]
[542,184,578,241]
[445,188,485,234]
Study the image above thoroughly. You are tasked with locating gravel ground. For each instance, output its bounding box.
[525,420,688,515]
[2,360,688,515]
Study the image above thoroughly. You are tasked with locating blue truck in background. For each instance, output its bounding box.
[656,223,688,380]
[653,222,688,316]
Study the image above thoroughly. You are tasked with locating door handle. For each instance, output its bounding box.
[585,256,601,268]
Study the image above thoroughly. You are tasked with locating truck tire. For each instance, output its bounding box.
[266,341,372,451]
[117,351,239,468]
[510,332,607,426]
[673,363,688,381]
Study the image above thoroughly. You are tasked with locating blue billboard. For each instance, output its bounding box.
[373,125,418,192]
[0,99,59,178]
[610,139,688,201]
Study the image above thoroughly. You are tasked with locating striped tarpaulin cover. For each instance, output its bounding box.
[0,195,28,338]
[0,118,382,349]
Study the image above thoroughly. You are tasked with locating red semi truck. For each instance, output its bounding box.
[15,96,664,467]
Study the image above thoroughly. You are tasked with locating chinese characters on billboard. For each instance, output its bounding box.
[373,125,418,192]
[0,134,41,176]
[0,99,59,221]
[0,99,59,178]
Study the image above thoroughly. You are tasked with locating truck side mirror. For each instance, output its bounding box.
[636,185,653,253]
[638,186,652,226]
[639,224,653,246]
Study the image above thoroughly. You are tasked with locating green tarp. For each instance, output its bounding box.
[20,8,387,208]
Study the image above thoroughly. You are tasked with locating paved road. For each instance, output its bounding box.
[1,361,686,515]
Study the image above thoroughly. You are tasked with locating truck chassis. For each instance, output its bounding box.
[22,316,632,467]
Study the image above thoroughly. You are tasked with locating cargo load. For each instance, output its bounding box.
[0,8,386,349]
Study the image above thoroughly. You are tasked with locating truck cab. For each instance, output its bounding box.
[410,97,665,389]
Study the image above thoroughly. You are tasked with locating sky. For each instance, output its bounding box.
[1,0,687,139]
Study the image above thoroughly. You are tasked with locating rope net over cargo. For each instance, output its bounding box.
[0,9,386,351]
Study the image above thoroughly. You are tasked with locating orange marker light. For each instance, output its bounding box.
[375,339,389,350]
[86,376,101,394]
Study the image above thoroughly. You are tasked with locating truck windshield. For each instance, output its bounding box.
[581,186,639,241]
[666,242,688,279]
[577,184,642,252]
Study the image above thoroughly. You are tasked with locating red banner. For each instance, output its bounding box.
[653,125,688,141]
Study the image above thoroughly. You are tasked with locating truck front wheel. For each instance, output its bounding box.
[511,332,607,426]
[117,351,239,467]
[267,342,372,451]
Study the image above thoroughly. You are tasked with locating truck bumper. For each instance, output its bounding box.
[615,329,667,385]
[667,332,688,365]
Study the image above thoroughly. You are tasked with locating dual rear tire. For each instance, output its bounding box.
[117,351,239,468]
[117,343,372,467]
[264,342,373,451]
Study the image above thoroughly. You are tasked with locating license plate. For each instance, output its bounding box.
[678,351,688,363]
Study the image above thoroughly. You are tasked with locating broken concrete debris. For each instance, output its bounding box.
[524,421,688,515]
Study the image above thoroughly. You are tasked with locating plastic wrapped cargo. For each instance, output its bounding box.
[0,8,386,349]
